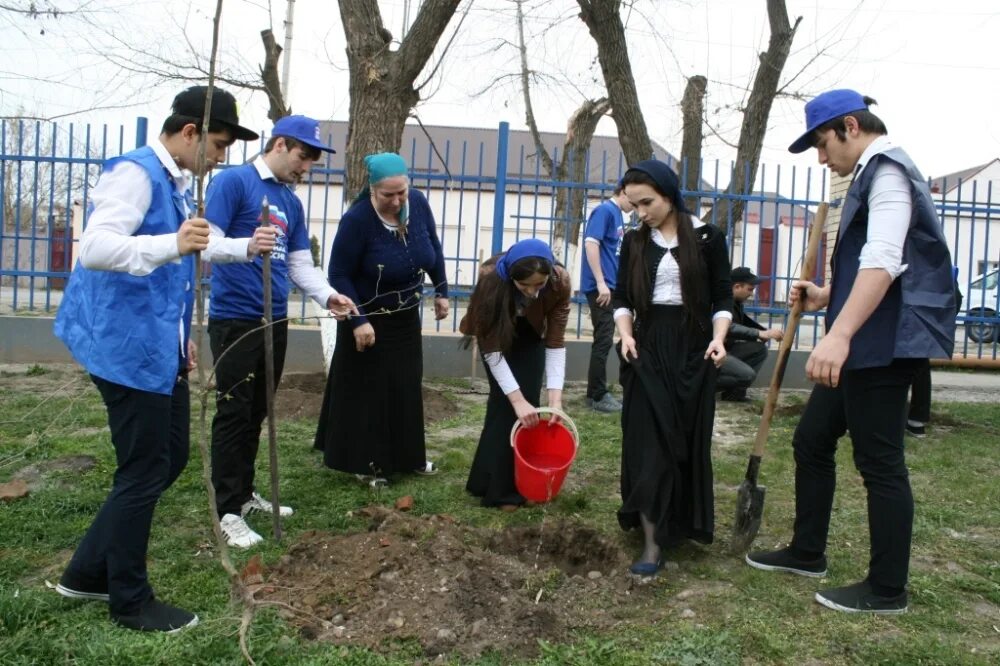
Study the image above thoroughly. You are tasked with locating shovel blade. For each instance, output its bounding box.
[731,480,766,554]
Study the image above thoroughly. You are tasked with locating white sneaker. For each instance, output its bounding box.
[241,491,294,517]
[220,513,264,549]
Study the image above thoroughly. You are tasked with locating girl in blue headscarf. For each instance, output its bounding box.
[314,152,449,482]
[460,238,571,510]
[612,159,733,576]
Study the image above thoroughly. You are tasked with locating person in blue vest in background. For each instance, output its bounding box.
[581,182,634,412]
[204,115,355,550]
[53,86,267,633]
[746,90,957,614]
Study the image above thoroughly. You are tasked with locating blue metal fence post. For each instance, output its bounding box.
[492,121,509,254]
[135,117,148,148]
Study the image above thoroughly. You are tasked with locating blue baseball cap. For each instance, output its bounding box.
[788,89,869,154]
[271,115,336,154]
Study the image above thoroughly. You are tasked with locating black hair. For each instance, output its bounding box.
[612,183,624,196]
[160,115,235,138]
[813,96,888,145]
[469,256,555,352]
[620,169,706,328]
[264,136,322,161]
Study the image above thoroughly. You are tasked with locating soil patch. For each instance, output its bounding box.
[273,374,454,426]
[13,454,97,492]
[260,506,642,659]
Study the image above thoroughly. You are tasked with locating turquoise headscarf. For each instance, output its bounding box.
[356,152,410,225]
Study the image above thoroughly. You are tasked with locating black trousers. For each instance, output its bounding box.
[790,359,921,595]
[209,318,288,517]
[907,359,931,423]
[585,290,616,401]
[65,373,190,615]
[717,340,768,391]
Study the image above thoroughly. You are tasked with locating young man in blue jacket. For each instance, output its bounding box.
[204,115,355,548]
[745,90,956,614]
[54,87,273,632]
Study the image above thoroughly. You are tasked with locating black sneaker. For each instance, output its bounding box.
[745,547,828,578]
[55,571,110,602]
[905,422,926,437]
[815,580,907,614]
[112,598,199,634]
[720,390,751,403]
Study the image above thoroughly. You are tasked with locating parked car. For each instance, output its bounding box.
[964,267,999,344]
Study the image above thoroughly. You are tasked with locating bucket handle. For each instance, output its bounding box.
[509,406,579,450]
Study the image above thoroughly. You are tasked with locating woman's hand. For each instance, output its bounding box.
[704,338,727,368]
[433,296,449,320]
[353,323,375,351]
[186,340,198,371]
[511,395,539,429]
[620,334,638,362]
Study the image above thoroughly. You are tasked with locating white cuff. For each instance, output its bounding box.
[483,352,520,395]
[613,308,633,322]
[712,310,734,322]
[544,347,566,390]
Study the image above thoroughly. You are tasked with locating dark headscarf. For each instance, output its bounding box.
[624,159,690,215]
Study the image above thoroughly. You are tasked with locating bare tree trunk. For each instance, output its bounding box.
[553,99,611,271]
[339,0,462,199]
[260,29,291,122]
[515,0,609,267]
[680,74,707,214]
[576,0,652,166]
[702,0,801,231]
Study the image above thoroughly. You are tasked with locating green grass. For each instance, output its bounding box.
[1,367,998,665]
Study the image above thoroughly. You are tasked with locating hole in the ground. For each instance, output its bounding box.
[486,523,625,576]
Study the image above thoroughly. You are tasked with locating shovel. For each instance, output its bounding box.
[731,202,829,554]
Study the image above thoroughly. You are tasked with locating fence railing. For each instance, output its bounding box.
[1,117,998,360]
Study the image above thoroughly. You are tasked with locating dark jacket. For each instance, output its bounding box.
[726,299,765,344]
[459,256,571,353]
[611,219,733,336]
[828,146,956,368]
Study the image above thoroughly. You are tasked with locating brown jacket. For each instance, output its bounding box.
[459,256,571,353]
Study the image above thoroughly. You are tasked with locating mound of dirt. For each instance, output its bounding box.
[259,506,638,659]
[274,374,455,425]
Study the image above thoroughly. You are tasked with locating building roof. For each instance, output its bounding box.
[742,191,814,228]
[291,120,713,192]
[929,158,999,194]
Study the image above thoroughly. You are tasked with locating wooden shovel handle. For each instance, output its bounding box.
[751,202,829,458]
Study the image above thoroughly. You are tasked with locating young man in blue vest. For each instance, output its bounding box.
[204,115,355,549]
[745,90,956,614]
[581,183,633,412]
[53,86,272,632]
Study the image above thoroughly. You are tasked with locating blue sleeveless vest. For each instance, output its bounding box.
[54,146,195,395]
[827,146,956,369]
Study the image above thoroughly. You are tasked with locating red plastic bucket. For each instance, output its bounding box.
[509,408,579,503]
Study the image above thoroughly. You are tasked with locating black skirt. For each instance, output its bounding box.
[313,307,426,476]
[618,305,717,547]
[466,318,544,507]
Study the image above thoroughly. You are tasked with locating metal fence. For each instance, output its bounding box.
[1,117,997,360]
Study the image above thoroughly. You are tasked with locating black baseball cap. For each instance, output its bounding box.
[731,266,760,285]
[171,86,259,142]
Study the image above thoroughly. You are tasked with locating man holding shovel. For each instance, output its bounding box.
[745,90,956,614]
[204,115,354,548]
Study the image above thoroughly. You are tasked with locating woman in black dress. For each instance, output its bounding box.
[314,152,449,483]
[460,239,571,509]
[612,160,733,575]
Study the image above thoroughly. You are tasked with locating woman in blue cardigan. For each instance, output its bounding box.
[314,153,449,482]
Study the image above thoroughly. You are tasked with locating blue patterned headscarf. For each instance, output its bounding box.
[495,238,555,281]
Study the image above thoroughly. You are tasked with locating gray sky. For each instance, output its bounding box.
[4,0,998,185]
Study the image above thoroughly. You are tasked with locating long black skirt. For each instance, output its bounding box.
[466,318,544,507]
[618,305,717,547]
[313,307,426,476]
